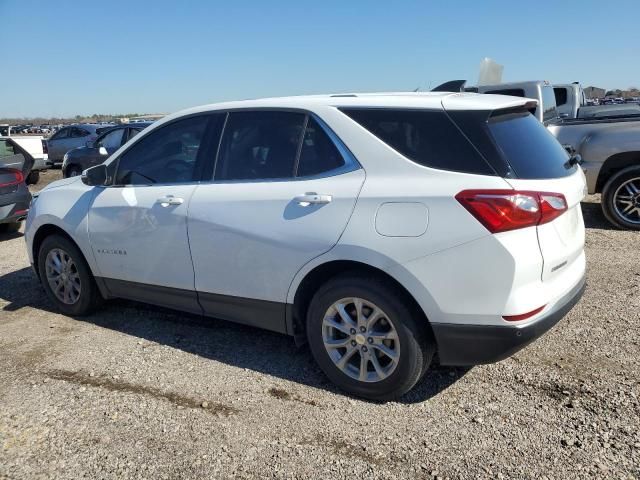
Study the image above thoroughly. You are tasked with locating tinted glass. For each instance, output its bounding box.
[297,117,345,177]
[554,87,568,106]
[99,129,125,150]
[488,111,573,179]
[115,115,209,185]
[51,128,68,140]
[70,127,89,138]
[215,111,305,181]
[0,140,16,157]
[541,86,559,121]
[341,108,494,175]
[128,128,143,141]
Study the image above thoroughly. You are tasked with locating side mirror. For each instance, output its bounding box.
[81,164,108,186]
[98,146,108,156]
[85,140,94,148]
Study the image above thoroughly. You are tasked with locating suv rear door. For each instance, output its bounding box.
[187,110,364,332]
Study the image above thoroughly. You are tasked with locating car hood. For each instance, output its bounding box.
[66,146,91,158]
[40,175,82,192]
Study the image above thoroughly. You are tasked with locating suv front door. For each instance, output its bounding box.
[187,111,364,332]
[86,114,220,313]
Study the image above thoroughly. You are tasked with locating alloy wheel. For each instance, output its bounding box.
[322,297,400,383]
[45,248,81,304]
[613,177,640,224]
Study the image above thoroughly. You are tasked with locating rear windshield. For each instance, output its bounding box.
[340,108,495,175]
[488,111,574,179]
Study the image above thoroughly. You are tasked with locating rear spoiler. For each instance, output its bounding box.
[431,80,467,92]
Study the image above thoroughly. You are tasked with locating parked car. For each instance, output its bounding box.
[0,139,32,233]
[46,124,114,166]
[62,123,152,178]
[25,93,586,400]
[2,135,50,184]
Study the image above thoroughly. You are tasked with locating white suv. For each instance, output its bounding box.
[25,93,587,400]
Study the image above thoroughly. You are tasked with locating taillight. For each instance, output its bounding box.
[0,169,25,187]
[42,139,48,154]
[455,189,567,233]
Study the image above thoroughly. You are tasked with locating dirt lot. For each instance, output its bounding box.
[0,170,638,479]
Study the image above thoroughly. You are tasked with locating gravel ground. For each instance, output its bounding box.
[0,170,638,479]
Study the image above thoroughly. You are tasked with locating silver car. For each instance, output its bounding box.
[46,124,114,165]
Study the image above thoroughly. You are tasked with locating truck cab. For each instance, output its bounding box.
[475,80,559,124]
[553,83,587,119]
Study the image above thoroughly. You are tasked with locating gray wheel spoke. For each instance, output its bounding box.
[335,303,356,328]
[372,343,399,361]
[359,354,368,381]
[322,297,400,383]
[336,345,357,369]
[613,177,640,225]
[324,337,352,348]
[45,248,81,305]
[324,317,352,335]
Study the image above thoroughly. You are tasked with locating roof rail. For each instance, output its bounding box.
[431,80,467,92]
[330,94,358,97]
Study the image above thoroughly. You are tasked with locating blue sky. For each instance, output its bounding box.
[1,0,639,118]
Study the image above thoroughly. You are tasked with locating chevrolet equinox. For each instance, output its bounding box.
[25,93,587,400]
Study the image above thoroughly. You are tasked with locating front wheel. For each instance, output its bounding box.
[37,234,103,316]
[601,166,640,230]
[306,274,434,401]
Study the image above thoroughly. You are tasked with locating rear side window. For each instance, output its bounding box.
[554,87,568,106]
[297,117,345,177]
[541,86,559,121]
[488,111,573,179]
[70,127,89,138]
[215,111,305,181]
[341,108,495,175]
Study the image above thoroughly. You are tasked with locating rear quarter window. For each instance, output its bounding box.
[340,108,495,175]
[488,111,574,179]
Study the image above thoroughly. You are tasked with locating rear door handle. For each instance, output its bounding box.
[157,195,184,207]
[294,192,332,206]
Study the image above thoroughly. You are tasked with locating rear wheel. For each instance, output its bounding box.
[26,171,40,185]
[602,166,640,230]
[37,234,103,315]
[65,165,83,178]
[306,274,434,400]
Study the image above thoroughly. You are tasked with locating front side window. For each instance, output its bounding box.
[296,117,345,177]
[115,115,209,185]
[98,129,125,150]
[553,87,568,106]
[50,128,69,140]
[215,111,305,181]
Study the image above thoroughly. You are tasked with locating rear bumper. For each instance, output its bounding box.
[0,188,31,224]
[432,273,586,366]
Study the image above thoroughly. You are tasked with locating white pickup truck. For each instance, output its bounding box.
[0,135,49,184]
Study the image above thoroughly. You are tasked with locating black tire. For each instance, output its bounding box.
[0,222,21,234]
[26,170,40,185]
[37,234,103,316]
[306,273,435,401]
[65,165,83,178]
[601,165,640,230]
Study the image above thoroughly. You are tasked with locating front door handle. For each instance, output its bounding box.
[157,195,184,207]
[294,192,332,207]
